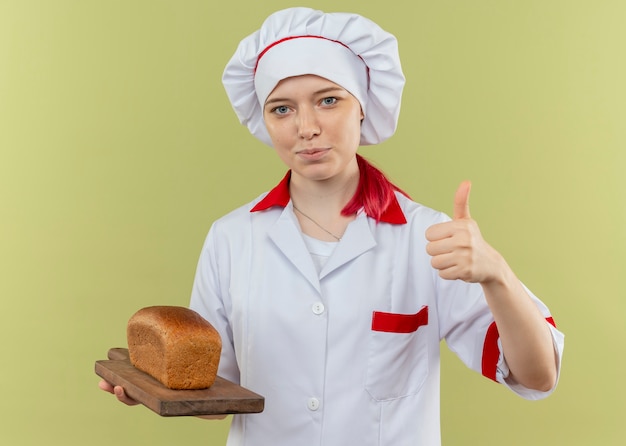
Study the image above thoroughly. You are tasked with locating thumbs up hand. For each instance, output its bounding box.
[425,181,504,284]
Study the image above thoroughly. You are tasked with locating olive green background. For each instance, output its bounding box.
[1,0,624,444]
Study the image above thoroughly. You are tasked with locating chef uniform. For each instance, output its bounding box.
[190,7,565,446]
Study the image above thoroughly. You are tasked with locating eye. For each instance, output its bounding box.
[321,97,337,106]
[271,105,290,115]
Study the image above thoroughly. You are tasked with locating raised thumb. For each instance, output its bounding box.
[453,180,472,220]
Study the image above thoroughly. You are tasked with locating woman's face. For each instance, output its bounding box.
[263,74,363,183]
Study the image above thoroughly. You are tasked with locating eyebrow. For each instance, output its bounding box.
[264,86,345,107]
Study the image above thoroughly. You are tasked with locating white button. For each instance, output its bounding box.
[307,397,320,411]
[311,302,325,315]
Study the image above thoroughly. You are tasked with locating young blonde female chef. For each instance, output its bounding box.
[100,7,564,445]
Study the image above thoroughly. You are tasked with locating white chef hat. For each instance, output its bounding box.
[222,7,406,147]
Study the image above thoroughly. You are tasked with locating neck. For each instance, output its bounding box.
[289,161,360,213]
[289,159,360,241]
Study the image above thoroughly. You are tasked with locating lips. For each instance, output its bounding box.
[297,148,330,161]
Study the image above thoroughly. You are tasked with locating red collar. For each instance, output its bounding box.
[250,171,407,225]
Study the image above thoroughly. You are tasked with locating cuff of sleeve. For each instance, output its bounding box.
[496,323,565,400]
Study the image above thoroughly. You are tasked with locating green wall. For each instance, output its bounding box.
[1,0,624,444]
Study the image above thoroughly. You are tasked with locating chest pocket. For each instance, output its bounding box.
[365,306,430,401]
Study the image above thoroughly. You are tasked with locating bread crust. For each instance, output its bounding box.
[127,306,222,390]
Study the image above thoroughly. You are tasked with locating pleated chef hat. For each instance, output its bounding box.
[222,7,406,147]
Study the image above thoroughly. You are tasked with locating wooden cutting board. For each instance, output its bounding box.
[95,348,264,417]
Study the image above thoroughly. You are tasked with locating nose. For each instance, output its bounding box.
[297,108,321,140]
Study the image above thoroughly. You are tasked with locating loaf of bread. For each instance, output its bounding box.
[127,306,222,390]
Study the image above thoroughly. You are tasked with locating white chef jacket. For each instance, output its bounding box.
[189,172,565,446]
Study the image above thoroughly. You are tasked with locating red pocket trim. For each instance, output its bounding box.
[371,306,429,333]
